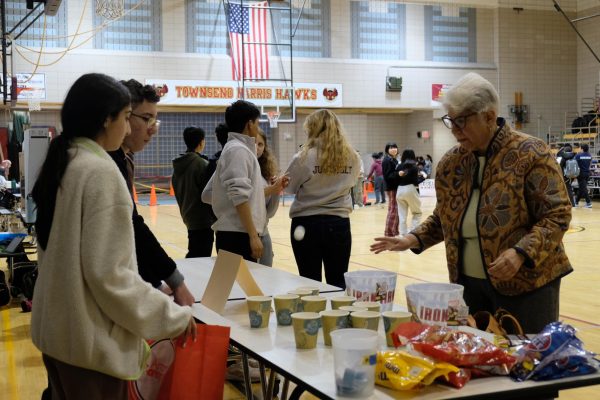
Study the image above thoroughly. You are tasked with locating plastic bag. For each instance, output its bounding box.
[510,322,599,381]
[375,350,458,390]
[393,322,516,368]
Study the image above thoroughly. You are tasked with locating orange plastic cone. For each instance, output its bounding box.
[133,184,138,204]
[169,181,175,196]
[149,184,158,206]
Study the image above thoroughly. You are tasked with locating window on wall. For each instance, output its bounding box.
[5,1,68,47]
[186,0,228,54]
[271,0,331,58]
[425,5,476,63]
[351,1,406,60]
[94,0,162,51]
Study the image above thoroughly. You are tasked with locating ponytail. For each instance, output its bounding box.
[32,134,71,250]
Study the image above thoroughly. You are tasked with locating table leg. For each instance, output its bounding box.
[259,362,268,400]
[241,352,253,399]
[265,369,276,400]
[281,377,290,400]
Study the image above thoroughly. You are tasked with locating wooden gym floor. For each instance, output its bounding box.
[1,194,599,399]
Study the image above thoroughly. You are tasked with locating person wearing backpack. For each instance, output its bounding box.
[575,144,593,208]
[558,145,577,207]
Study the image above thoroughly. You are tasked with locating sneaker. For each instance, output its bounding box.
[226,360,262,382]
[584,203,592,208]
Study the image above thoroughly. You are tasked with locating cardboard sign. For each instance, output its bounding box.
[201,250,263,314]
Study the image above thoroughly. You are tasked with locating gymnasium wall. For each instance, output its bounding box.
[7,0,580,176]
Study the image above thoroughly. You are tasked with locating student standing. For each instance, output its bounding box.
[285,109,360,288]
[256,129,288,266]
[31,73,195,400]
[108,79,194,306]
[172,126,216,257]
[202,100,274,261]
[575,143,593,208]
[382,143,400,236]
[367,152,385,204]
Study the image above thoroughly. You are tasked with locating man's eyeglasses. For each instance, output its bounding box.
[131,113,161,128]
[441,113,477,130]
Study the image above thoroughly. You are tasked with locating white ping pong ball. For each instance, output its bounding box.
[293,225,305,241]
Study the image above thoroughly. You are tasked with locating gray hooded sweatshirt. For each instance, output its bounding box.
[285,147,360,218]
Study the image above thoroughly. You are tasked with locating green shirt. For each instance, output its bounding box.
[461,156,486,279]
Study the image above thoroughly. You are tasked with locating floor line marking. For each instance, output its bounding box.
[1,307,18,400]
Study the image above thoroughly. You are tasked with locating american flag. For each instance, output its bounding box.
[227,1,269,80]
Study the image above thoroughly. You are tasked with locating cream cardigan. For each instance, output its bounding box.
[31,138,191,379]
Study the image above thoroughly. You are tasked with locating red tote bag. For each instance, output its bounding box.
[158,324,230,400]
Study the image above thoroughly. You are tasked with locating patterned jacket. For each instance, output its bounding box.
[411,119,573,296]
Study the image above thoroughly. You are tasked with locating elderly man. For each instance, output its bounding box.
[109,79,194,306]
[372,73,572,334]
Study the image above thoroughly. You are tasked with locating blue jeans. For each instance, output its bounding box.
[374,175,385,203]
[258,230,274,267]
[290,215,351,289]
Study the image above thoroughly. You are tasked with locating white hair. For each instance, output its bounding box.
[443,72,499,114]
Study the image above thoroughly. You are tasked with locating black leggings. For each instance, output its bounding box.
[215,231,257,262]
[290,215,351,289]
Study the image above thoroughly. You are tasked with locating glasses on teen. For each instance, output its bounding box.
[441,113,477,130]
[131,113,161,129]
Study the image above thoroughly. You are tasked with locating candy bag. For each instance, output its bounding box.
[375,350,458,391]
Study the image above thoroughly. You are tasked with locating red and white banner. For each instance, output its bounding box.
[146,80,343,108]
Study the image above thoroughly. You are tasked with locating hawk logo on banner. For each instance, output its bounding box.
[323,88,338,101]
[154,84,169,98]
[226,1,269,80]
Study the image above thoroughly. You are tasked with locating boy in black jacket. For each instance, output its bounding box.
[109,79,194,306]
[172,127,216,257]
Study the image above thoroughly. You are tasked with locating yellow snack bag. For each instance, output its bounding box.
[375,351,459,391]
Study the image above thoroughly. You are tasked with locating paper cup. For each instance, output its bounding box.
[296,286,320,296]
[330,296,356,310]
[350,310,380,331]
[288,289,313,298]
[339,305,369,313]
[382,311,412,347]
[246,296,272,328]
[291,312,321,349]
[273,294,300,326]
[301,295,327,313]
[344,270,397,311]
[320,310,350,346]
[353,301,381,312]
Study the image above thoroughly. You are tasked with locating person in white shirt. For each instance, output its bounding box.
[31,73,195,400]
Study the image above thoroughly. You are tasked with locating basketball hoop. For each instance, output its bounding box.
[266,111,280,128]
[27,100,41,112]
[95,0,125,20]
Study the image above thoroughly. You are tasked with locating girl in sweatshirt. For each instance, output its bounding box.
[285,109,360,288]
[31,73,195,399]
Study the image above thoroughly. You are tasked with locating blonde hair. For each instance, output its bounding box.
[301,109,358,174]
[257,129,277,180]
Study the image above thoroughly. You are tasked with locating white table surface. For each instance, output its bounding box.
[191,299,600,399]
[177,257,344,301]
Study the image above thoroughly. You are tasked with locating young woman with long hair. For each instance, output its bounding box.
[256,129,287,266]
[285,109,360,288]
[31,73,195,399]
[382,142,400,236]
